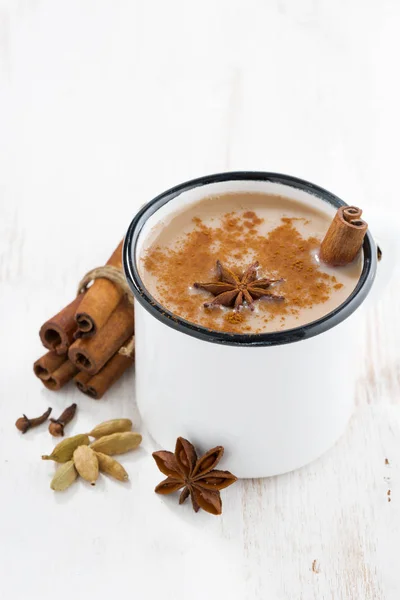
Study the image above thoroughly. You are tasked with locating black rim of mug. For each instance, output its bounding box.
[123,171,376,347]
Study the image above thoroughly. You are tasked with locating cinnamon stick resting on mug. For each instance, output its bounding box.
[74,240,124,338]
[74,336,135,400]
[34,351,79,390]
[320,206,368,266]
[68,297,135,375]
[39,294,85,355]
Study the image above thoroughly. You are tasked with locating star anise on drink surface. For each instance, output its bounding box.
[193,260,284,310]
[153,437,238,515]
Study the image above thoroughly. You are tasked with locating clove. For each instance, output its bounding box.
[15,407,52,434]
[48,403,77,437]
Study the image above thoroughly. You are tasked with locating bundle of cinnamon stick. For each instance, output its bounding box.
[34,241,135,399]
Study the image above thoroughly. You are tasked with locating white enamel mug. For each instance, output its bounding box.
[124,172,386,478]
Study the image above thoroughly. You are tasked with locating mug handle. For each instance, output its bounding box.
[364,209,400,304]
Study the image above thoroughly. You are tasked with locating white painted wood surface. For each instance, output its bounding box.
[0,1,399,598]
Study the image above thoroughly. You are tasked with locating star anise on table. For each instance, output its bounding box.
[153,437,238,515]
[193,260,284,310]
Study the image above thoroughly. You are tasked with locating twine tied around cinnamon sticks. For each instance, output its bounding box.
[77,265,135,307]
[118,335,135,358]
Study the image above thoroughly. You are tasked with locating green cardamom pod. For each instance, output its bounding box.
[88,418,133,439]
[50,460,78,491]
[96,452,129,482]
[73,445,99,485]
[42,434,90,463]
[90,432,142,455]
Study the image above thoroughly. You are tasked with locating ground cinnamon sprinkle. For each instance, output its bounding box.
[143,211,342,333]
[224,312,245,325]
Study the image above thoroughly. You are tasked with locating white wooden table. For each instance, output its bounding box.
[1,2,399,598]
